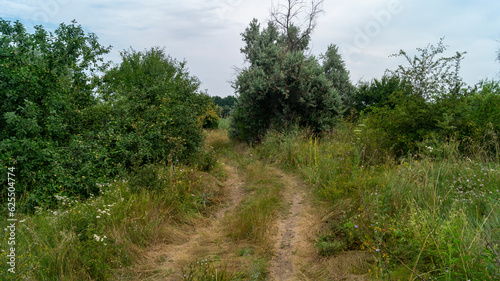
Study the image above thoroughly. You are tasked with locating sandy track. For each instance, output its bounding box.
[268,168,312,281]
[120,163,244,280]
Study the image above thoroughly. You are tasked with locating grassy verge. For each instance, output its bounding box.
[0,150,225,280]
[255,123,500,280]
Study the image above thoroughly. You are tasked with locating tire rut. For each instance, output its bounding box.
[268,167,312,281]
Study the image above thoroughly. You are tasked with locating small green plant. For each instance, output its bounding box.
[196,145,218,172]
[314,235,345,256]
[128,164,163,192]
[224,162,281,247]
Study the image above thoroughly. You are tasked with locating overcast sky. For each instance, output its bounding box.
[2,0,499,97]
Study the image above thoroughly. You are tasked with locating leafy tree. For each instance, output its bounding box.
[360,40,469,157]
[363,91,438,155]
[0,19,111,208]
[389,38,466,100]
[230,0,343,142]
[212,95,237,118]
[0,20,216,210]
[352,75,411,115]
[101,47,218,166]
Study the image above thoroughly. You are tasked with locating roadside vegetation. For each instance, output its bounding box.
[2,0,500,279]
[256,123,500,280]
[0,19,222,280]
[227,0,500,279]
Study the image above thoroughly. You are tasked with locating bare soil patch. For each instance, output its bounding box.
[267,167,371,281]
[268,167,312,281]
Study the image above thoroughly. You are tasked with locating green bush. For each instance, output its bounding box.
[0,20,218,210]
[362,91,438,156]
[455,80,500,156]
[351,75,410,116]
[101,47,215,167]
[0,19,112,209]
[212,95,237,118]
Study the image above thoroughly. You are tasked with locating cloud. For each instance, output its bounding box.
[1,0,499,96]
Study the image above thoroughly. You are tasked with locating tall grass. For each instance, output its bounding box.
[256,123,500,280]
[0,159,225,280]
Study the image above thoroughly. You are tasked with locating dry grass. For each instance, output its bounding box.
[205,128,232,153]
[223,161,282,253]
[115,162,242,280]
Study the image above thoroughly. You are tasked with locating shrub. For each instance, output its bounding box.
[101,47,214,167]
[0,19,111,209]
[0,20,218,210]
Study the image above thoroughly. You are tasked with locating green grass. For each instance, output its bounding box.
[204,128,280,279]
[255,123,500,280]
[224,161,282,248]
[0,160,225,280]
[181,258,243,281]
[6,122,497,280]
[218,118,231,131]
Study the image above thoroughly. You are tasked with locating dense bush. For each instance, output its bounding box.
[351,75,411,115]
[322,44,356,113]
[0,19,112,208]
[0,20,218,210]
[212,95,237,118]
[256,126,500,280]
[356,40,499,158]
[457,80,500,153]
[101,47,218,167]
[359,79,500,158]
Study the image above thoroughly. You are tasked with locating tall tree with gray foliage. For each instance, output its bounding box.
[230,0,346,142]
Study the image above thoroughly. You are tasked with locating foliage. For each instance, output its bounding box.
[351,75,411,116]
[363,91,438,155]
[0,19,111,208]
[230,18,343,143]
[0,161,224,280]
[101,47,218,167]
[389,37,466,100]
[321,44,355,111]
[212,95,237,118]
[359,78,500,158]
[356,40,500,158]
[455,80,500,155]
